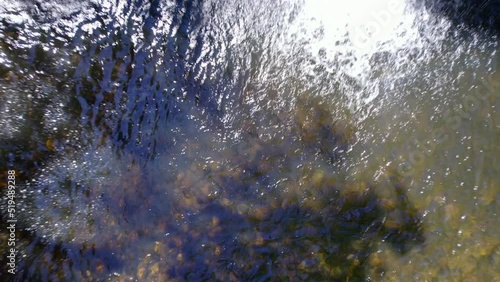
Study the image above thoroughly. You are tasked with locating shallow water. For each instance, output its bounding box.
[0,0,498,281]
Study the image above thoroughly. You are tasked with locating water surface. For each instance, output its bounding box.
[0,0,498,281]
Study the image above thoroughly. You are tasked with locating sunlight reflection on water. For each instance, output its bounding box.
[0,0,498,281]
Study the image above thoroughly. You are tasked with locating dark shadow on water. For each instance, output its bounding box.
[1,176,424,281]
[171,178,424,281]
[417,0,500,34]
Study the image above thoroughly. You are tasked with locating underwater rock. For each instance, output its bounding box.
[168,175,424,281]
[294,95,353,165]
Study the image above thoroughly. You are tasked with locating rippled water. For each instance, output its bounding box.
[0,0,498,281]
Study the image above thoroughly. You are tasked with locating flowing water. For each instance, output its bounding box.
[0,0,498,281]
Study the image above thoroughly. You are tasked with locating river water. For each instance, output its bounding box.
[0,0,498,281]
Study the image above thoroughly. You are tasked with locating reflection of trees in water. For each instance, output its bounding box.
[1,0,425,280]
